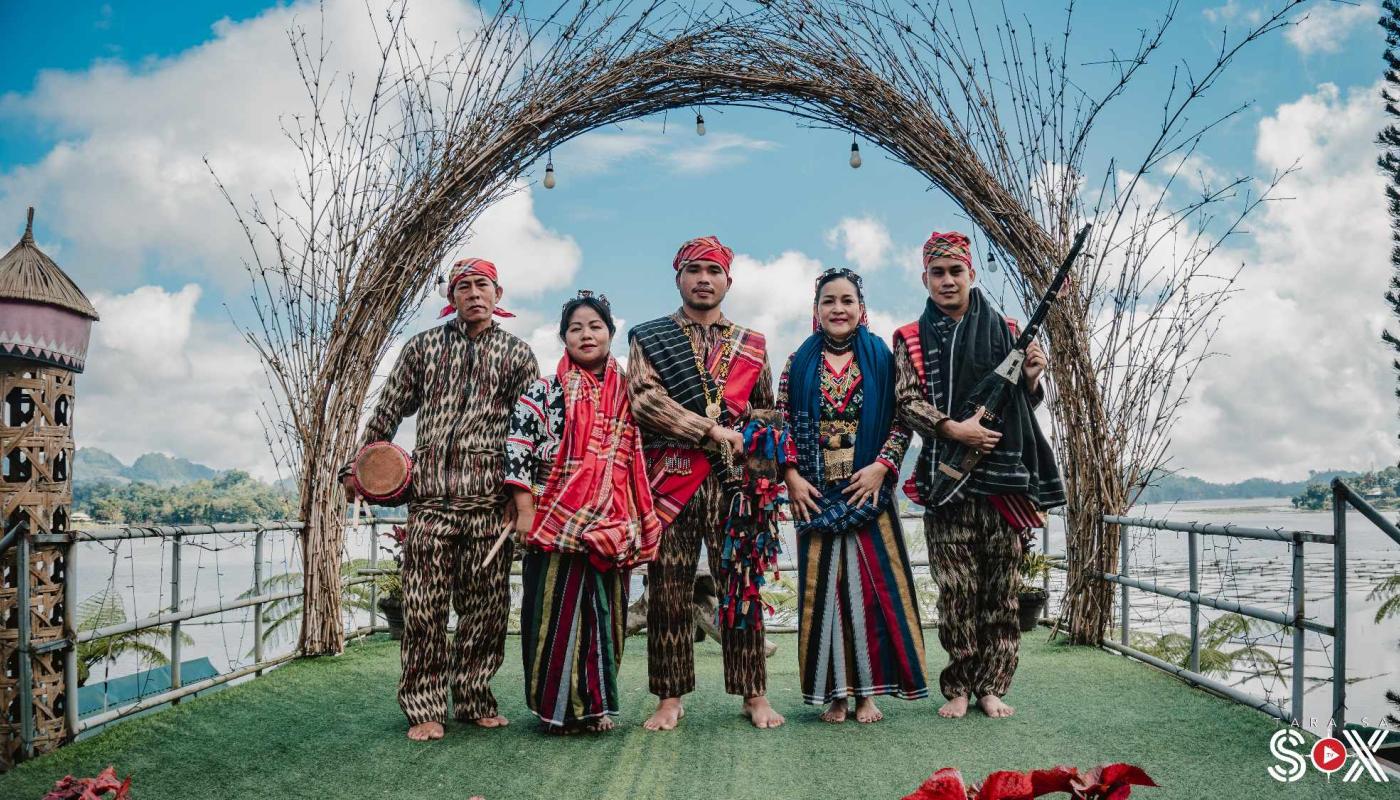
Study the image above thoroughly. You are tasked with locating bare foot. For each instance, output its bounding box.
[819,699,848,724]
[854,697,883,724]
[644,698,684,731]
[473,714,510,728]
[978,695,1014,718]
[407,721,445,741]
[588,716,616,732]
[742,694,785,729]
[938,696,969,719]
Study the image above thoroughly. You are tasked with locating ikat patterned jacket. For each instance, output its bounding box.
[360,318,539,507]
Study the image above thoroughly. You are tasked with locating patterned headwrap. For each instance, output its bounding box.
[439,257,516,319]
[922,231,973,269]
[672,235,735,274]
[811,267,870,331]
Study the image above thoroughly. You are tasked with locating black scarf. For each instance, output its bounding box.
[913,288,1065,509]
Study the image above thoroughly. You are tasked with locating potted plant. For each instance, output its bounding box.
[377,525,406,639]
[1017,551,1051,633]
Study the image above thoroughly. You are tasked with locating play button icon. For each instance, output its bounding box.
[1311,737,1347,774]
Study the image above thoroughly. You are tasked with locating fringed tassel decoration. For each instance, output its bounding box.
[717,417,792,630]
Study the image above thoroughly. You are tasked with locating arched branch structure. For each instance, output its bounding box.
[219,0,1303,653]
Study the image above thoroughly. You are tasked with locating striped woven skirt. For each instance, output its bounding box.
[797,506,929,705]
[520,550,628,729]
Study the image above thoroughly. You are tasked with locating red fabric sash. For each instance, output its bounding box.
[648,328,767,527]
[528,354,662,570]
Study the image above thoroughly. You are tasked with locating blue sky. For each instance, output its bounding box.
[1,0,1394,482]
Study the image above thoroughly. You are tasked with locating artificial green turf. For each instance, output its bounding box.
[0,633,1390,799]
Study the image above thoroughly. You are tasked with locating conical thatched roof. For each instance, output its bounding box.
[0,207,99,320]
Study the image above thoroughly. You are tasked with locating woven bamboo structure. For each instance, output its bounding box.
[0,208,96,769]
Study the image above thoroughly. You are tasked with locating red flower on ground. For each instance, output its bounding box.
[905,764,1156,800]
[41,766,132,800]
[904,767,973,800]
[1070,764,1158,800]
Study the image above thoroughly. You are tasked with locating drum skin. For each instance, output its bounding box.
[351,441,413,505]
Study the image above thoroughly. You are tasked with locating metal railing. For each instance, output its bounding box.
[6,480,1390,752]
[1058,478,1400,733]
[1,514,406,756]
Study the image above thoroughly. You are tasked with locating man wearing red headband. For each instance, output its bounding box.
[626,235,786,730]
[346,257,538,741]
[891,231,1062,722]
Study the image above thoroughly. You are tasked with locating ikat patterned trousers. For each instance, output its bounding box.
[646,474,767,698]
[924,498,1023,700]
[397,505,514,725]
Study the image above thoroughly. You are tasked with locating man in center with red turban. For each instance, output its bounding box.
[626,235,786,730]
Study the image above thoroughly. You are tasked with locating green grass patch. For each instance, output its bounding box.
[0,633,1388,799]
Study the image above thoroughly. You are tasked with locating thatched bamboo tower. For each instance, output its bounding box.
[0,207,98,768]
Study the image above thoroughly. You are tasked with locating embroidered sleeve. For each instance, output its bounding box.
[776,353,798,465]
[361,335,423,447]
[893,335,948,439]
[626,337,714,445]
[505,378,550,493]
[876,419,912,474]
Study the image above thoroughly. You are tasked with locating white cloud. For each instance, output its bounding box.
[560,122,777,178]
[0,0,584,475]
[1203,1,1264,26]
[723,250,829,370]
[1285,1,1378,55]
[79,286,274,478]
[450,184,580,300]
[0,0,556,297]
[825,216,894,272]
[1170,81,1399,481]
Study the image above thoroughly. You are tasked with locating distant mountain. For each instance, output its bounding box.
[74,448,128,483]
[75,448,222,487]
[1135,469,1364,504]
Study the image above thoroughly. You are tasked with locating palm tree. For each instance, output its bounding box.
[76,590,193,687]
[240,558,375,647]
[1130,613,1284,682]
[1369,574,1400,623]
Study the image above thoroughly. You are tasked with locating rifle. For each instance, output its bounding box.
[926,224,1092,506]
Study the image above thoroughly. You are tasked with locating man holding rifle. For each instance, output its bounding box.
[892,231,1067,721]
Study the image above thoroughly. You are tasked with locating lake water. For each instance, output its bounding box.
[72,497,1399,735]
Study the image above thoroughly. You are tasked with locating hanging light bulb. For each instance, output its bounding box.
[986,249,999,273]
[849,137,862,169]
[436,274,448,297]
[543,155,556,190]
[696,112,706,136]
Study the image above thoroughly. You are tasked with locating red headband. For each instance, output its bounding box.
[440,258,515,319]
[922,231,973,269]
[672,235,735,274]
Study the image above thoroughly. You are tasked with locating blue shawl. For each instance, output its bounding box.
[788,326,896,536]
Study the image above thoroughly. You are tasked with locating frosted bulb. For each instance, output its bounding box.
[849,142,862,169]
[543,164,556,189]
[696,113,706,136]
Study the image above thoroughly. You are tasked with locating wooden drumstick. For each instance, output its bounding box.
[480,524,514,568]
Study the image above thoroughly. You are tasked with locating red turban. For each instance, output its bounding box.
[922,231,973,269]
[440,257,516,319]
[672,235,735,274]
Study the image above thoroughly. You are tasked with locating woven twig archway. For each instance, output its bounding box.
[221,0,1300,654]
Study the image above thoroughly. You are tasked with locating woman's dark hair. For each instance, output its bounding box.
[558,292,616,339]
[814,267,865,303]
